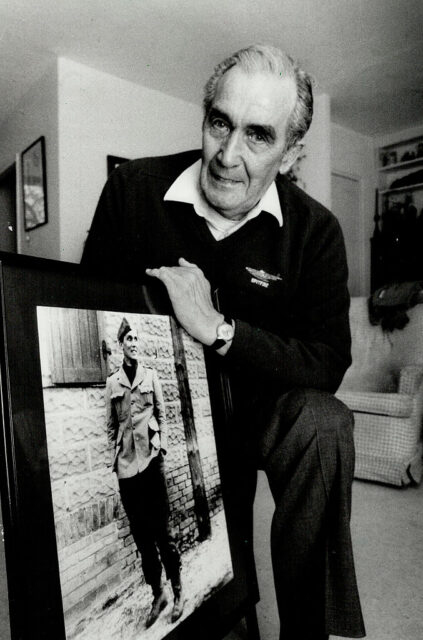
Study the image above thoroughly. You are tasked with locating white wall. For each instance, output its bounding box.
[0,64,60,259]
[298,93,332,208]
[331,123,376,295]
[57,58,203,263]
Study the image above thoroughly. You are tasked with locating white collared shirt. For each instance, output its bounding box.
[164,159,283,240]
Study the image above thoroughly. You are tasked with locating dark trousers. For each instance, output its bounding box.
[118,455,180,594]
[231,387,365,640]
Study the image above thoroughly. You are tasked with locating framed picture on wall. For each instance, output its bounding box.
[21,136,48,232]
[0,252,259,640]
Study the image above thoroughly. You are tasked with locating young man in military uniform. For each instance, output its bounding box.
[106,318,183,627]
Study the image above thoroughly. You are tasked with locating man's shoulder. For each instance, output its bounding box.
[116,149,201,183]
[276,174,340,231]
[107,367,122,383]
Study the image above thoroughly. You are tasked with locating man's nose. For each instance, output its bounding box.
[218,131,242,167]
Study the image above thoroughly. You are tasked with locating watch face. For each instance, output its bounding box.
[217,322,234,341]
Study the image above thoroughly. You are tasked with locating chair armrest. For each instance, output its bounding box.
[398,365,423,395]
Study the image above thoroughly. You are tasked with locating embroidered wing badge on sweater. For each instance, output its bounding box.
[246,267,283,289]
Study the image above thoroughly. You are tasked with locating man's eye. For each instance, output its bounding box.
[210,118,229,133]
[248,130,267,144]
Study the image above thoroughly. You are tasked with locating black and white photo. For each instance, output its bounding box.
[36,305,233,640]
[1,3,423,640]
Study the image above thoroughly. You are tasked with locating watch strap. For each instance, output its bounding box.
[210,316,234,351]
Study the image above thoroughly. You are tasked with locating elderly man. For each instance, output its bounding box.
[83,45,365,640]
[106,318,182,627]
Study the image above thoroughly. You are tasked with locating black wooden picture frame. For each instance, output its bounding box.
[0,252,259,640]
[21,136,48,232]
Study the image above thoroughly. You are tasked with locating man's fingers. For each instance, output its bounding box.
[145,262,219,345]
[178,257,196,267]
[146,263,194,277]
[145,266,177,287]
[145,267,164,279]
[145,267,193,296]
[178,257,204,276]
[146,262,206,284]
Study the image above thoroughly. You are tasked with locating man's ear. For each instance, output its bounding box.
[278,143,303,175]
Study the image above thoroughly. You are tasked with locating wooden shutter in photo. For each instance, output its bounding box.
[48,308,107,384]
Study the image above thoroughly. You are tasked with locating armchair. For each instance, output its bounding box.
[336,297,423,486]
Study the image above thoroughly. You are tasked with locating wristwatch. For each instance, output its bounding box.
[210,316,235,350]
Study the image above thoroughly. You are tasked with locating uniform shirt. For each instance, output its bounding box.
[105,364,167,478]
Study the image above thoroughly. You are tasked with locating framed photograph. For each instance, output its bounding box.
[0,253,258,640]
[107,155,130,175]
[21,136,48,231]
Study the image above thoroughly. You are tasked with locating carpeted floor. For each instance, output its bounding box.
[252,471,423,640]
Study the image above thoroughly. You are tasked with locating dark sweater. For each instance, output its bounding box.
[82,150,351,395]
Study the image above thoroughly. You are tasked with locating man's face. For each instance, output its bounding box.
[200,67,299,220]
[122,329,139,363]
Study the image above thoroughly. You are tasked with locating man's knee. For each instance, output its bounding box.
[259,387,354,463]
[300,387,353,429]
[291,388,354,452]
[296,389,356,490]
[260,388,355,506]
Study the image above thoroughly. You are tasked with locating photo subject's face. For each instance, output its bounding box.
[122,330,139,362]
[200,67,298,219]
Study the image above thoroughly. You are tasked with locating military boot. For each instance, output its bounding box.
[170,583,184,623]
[146,586,168,628]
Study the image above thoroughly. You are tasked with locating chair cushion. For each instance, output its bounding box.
[336,390,414,418]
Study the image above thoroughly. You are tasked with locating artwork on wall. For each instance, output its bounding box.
[0,253,259,640]
[21,136,48,231]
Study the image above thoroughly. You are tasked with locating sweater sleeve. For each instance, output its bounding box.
[225,213,351,393]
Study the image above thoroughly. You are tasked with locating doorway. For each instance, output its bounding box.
[0,163,17,253]
[332,171,362,296]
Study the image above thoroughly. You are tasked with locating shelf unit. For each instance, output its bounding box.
[371,134,423,291]
[379,156,423,173]
[378,135,423,196]
[380,182,423,196]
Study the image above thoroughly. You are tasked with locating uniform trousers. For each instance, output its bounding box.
[118,455,181,594]
[230,387,365,640]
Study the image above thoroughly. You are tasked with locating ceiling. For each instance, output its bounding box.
[0,0,422,136]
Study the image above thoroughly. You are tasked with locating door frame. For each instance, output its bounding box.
[331,169,365,296]
[0,163,17,253]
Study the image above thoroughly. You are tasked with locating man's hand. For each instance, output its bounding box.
[145,258,223,345]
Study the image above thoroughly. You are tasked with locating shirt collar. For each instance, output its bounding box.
[164,159,282,226]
